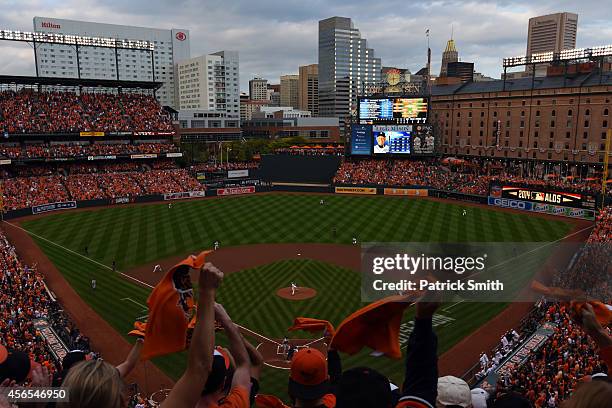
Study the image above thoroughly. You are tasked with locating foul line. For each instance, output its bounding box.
[3,220,279,346]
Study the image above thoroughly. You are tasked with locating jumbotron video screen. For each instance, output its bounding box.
[359,97,428,125]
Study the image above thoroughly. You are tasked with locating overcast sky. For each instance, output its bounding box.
[0,0,610,91]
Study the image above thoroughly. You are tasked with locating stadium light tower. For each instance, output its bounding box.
[0,29,155,80]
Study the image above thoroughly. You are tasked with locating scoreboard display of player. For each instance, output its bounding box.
[373,126,411,154]
[359,97,428,125]
[494,186,597,209]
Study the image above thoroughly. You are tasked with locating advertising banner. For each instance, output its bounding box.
[134,131,176,136]
[488,197,595,220]
[217,186,256,196]
[383,188,428,196]
[166,152,183,158]
[79,131,105,137]
[335,186,377,195]
[32,201,77,215]
[32,319,69,362]
[0,159,10,165]
[495,185,596,209]
[130,154,158,159]
[87,155,116,161]
[113,197,132,205]
[487,196,533,211]
[163,191,207,200]
[228,169,249,178]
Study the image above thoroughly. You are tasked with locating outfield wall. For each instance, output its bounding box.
[2,183,597,221]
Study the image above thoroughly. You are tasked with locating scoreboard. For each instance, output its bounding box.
[359,97,428,125]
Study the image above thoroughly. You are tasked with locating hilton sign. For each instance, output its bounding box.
[41,21,61,29]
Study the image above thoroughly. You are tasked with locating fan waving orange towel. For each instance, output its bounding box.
[141,250,211,360]
[288,317,335,337]
[330,295,412,359]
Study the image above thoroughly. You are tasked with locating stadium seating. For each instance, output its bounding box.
[334,158,610,197]
[0,163,206,210]
[0,90,173,134]
[0,231,93,377]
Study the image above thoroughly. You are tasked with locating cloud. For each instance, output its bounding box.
[0,0,608,91]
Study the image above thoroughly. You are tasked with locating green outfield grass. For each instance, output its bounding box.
[20,194,574,399]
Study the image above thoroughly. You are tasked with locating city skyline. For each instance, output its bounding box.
[0,1,609,92]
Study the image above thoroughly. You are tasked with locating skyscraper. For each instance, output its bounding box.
[439,38,458,77]
[280,74,299,109]
[249,77,269,100]
[298,64,319,116]
[318,17,381,124]
[527,12,578,55]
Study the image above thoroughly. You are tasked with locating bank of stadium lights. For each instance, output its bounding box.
[503,44,612,68]
[0,30,154,51]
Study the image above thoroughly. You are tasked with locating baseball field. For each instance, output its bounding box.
[16,193,577,398]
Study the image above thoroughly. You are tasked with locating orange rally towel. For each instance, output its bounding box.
[571,301,612,327]
[141,251,211,360]
[531,280,611,326]
[288,317,335,337]
[255,394,289,408]
[128,321,146,338]
[330,295,411,359]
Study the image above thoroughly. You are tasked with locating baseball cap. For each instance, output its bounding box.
[335,366,392,408]
[437,376,472,408]
[288,348,329,400]
[202,348,231,395]
[0,344,32,383]
[470,388,488,408]
[490,392,531,408]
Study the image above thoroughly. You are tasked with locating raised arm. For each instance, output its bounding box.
[242,335,264,381]
[162,262,223,408]
[116,338,144,378]
[214,303,251,389]
[398,293,440,407]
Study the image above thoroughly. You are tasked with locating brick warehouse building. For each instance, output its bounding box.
[431,66,612,163]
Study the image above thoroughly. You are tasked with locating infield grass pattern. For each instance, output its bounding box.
[21,194,573,398]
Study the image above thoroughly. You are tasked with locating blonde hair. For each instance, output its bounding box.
[562,380,612,408]
[57,359,124,408]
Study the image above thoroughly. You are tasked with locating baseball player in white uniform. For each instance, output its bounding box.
[291,281,298,296]
[153,264,163,273]
[214,241,220,250]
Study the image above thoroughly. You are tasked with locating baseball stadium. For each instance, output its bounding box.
[0,11,611,408]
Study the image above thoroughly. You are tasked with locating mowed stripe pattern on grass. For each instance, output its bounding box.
[20,194,574,397]
[23,195,570,272]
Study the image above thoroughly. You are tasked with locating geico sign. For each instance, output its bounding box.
[493,198,527,209]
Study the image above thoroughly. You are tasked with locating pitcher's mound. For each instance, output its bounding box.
[276,287,317,300]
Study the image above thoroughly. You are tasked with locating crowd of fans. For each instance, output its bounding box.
[0,230,93,382]
[334,158,494,195]
[468,205,612,407]
[2,256,609,408]
[333,158,610,197]
[0,90,173,134]
[1,162,205,210]
[274,147,344,156]
[0,142,179,160]
[189,162,259,173]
